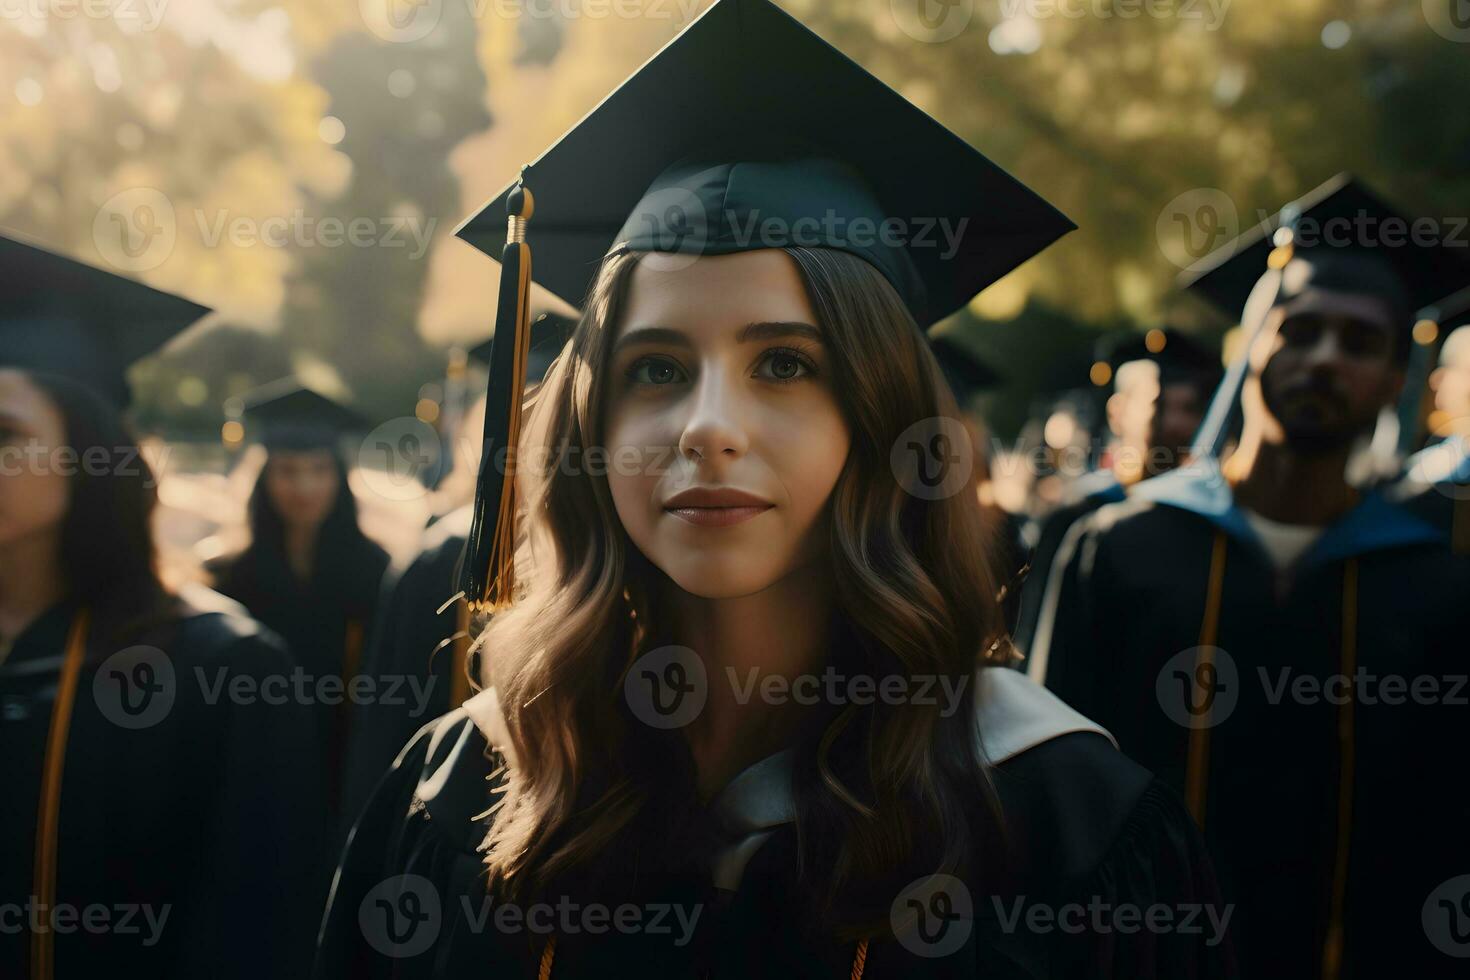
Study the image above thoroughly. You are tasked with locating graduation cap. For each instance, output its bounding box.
[1093,328,1222,388]
[230,378,369,451]
[1179,175,1470,458]
[0,229,210,408]
[1182,175,1470,328]
[466,311,575,385]
[929,332,1003,406]
[452,0,1074,608]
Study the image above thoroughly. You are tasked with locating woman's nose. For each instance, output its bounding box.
[677,362,750,463]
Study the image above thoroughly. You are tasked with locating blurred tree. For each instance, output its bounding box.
[0,1,357,428]
[791,0,1470,435]
[280,0,493,421]
[131,324,295,437]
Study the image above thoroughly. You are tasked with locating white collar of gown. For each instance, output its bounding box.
[463,667,1115,892]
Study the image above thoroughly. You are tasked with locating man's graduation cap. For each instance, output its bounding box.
[1183,175,1470,328]
[232,378,369,451]
[0,230,210,408]
[466,311,575,386]
[452,0,1074,608]
[1180,174,1470,458]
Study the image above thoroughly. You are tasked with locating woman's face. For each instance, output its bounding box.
[264,449,340,530]
[0,369,69,552]
[603,250,852,599]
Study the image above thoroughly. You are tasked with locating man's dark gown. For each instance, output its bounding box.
[1037,461,1470,978]
[1013,470,1126,655]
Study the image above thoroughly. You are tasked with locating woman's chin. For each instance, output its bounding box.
[655,552,792,601]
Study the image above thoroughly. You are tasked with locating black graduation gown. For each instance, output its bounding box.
[342,507,471,826]
[209,536,390,821]
[1013,472,1126,655]
[1036,462,1470,978]
[315,695,1234,978]
[0,593,325,979]
[993,507,1032,636]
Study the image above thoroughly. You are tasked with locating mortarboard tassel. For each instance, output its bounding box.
[1191,221,1297,464]
[32,609,90,980]
[461,178,536,611]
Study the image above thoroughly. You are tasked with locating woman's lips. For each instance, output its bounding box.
[661,485,774,526]
[663,504,773,527]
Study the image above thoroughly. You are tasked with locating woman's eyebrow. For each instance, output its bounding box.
[737,321,824,345]
[610,326,690,356]
[611,320,824,357]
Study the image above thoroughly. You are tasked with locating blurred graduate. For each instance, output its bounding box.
[1030,176,1470,978]
[1390,289,1470,549]
[207,380,389,831]
[0,232,323,978]
[1013,328,1221,653]
[315,2,1232,977]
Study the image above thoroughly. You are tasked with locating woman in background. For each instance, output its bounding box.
[0,368,322,979]
[208,382,389,829]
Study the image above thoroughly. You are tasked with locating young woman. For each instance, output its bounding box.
[0,368,323,979]
[318,240,1232,977]
[316,3,1232,975]
[208,386,390,827]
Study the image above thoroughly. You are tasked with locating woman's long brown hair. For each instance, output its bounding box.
[23,371,171,635]
[471,246,1010,936]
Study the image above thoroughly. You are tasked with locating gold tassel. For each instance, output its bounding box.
[1184,531,1229,827]
[462,180,536,612]
[32,609,90,980]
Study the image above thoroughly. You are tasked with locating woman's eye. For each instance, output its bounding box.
[757,348,816,383]
[627,357,685,386]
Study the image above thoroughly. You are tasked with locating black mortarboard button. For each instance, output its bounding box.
[451,0,1074,608]
[231,379,368,452]
[0,229,210,408]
